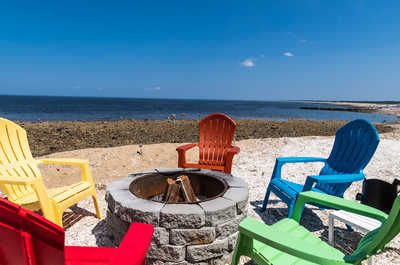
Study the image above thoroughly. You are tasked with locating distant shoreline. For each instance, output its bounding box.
[308,101,400,118]
[299,106,375,113]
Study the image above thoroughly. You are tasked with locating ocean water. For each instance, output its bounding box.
[0,95,397,123]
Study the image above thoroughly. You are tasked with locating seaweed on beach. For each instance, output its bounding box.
[18,119,395,157]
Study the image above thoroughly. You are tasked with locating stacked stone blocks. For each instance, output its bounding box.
[105,169,248,264]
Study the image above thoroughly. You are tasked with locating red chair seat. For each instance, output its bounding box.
[65,246,116,265]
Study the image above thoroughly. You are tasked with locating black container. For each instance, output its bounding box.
[356,179,400,214]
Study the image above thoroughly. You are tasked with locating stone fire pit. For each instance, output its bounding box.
[105,168,249,265]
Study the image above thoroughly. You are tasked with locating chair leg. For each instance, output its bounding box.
[261,186,272,212]
[54,208,64,228]
[288,201,295,218]
[91,193,102,219]
[230,233,243,265]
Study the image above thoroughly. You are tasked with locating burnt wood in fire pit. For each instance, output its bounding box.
[165,176,198,203]
[165,178,180,203]
[178,175,197,203]
[130,170,228,204]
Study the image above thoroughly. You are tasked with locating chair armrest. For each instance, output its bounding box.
[302,173,365,191]
[226,146,240,155]
[111,223,154,265]
[277,157,327,164]
[176,144,198,167]
[0,176,57,223]
[223,146,240,174]
[272,157,327,180]
[38,158,89,166]
[0,176,36,185]
[224,146,240,160]
[292,191,388,224]
[176,143,198,152]
[38,158,94,184]
[238,217,349,265]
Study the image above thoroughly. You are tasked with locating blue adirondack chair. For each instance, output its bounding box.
[262,119,380,217]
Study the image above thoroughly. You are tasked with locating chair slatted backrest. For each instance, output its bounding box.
[316,119,380,196]
[0,118,43,201]
[24,206,65,265]
[0,197,29,265]
[345,195,400,264]
[198,113,236,166]
[0,197,65,265]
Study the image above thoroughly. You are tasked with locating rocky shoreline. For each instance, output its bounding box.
[17,119,396,157]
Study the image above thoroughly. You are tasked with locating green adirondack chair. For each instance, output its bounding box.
[232,191,400,265]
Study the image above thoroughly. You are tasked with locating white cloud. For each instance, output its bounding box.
[241,58,255,67]
[145,86,161,91]
[283,52,294,57]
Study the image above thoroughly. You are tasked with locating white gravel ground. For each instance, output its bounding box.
[60,134,400,264]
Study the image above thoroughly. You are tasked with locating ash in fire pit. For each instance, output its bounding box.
[105,168,249,265]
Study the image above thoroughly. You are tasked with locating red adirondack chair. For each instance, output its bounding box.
[176,113,240,174]
[0,197,153,265]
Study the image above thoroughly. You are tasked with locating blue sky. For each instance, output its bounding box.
[1,1,399,100]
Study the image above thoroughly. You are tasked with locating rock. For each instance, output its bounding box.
[160,204,205,229]
[170,227,216,246]
[227,232,239,252]
[147,243,186,262]
[199,198,236,226]
[153,227,169,245]
[186,238,229,262]
[215,218,241,239]
[223,187,249,215]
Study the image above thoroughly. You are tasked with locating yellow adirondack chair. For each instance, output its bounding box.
[0,118,102,227]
